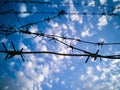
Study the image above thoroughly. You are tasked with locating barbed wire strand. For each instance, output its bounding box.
[1,25,120,46]
[0,49,120,63]
[0,11,119,17]
[0,1,120,63]
[0,1,119,10]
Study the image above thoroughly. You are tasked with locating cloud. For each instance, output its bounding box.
[112,0,119,2]
[1,0,120,90]
[100,0,106,5]
[88,0,95,6]
[81,28,95,37]
[68,0,83,24]
[29,26,38,33]
[19,3,29,17]
[113,4,120,13]
[97,15,108,30]
[1,38,8,43]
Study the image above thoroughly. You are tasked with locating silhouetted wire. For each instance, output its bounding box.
[0,1,119,10]
[0,10,119,18]
[0,50,120,60]
[1,41,119,63]
[1,25,120,46]
[0,1,120,63]
[18,10,66,28]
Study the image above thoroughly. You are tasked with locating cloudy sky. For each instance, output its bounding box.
[0,0,120,90]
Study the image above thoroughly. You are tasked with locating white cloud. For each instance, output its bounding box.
[1,38,8,43]
[38,75,44,82]
[79,75,87,80]
[113,4,120,13]
[62,24,68,29]
[70,66,75,71]
[100,0,106,5]
[100,73,106,79]
[92,76,99,82]
[32,6,37,12]
[49,21,59,28]
[19,41,30,51]
[81,28,95,37]
[86,66,93,75]
[68,0,83,24]
[113,0,120,2]
[88,0,95,6]
[68,22,76,35]
[97,15,108,30]
[29,26,38,33]
[41,64,50,78]
[19,3,29,17]
[15,71,34,90]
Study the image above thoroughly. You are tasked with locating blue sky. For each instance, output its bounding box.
[0,0,120,90]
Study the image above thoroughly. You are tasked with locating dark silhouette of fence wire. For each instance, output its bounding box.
[0,1,119,15]
[1,42,120,63]
[1,27,120,63]
[0,10,119,17]
[0,1,120,9]
[1,25,120,46]
[0,1,120,63]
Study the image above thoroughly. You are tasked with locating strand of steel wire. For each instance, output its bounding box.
[2,10,118,31]
[0,10,119,17]
[0,26,120,62]
[1,43,120,63]
[1,24,120,46]
[0,1,119,17]
[1,41,120,63]
[0,1,119,10]
[0,49,120,59]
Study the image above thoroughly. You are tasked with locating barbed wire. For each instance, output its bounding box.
[0,24,120,63]
[0,1,120,63]
[0,43,117,64]
[1,24,120,46]
[0,9,119,32]
[1,25,120,63]
[0,0,119,16]
[0,1,120,9]
[1,25,120,46]
[0,42,120,63]
[0,10,119,17]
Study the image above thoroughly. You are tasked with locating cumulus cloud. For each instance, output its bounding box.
[1,0,120,90]
[113,4,120,13]
[97,15,108,30]
[1,38,8,43]
[19,3,29,17]
[112,0,119,2]
[81,28,95,37]
[68,0,83,24]
[88,0,95,6]
[100,0,106,5]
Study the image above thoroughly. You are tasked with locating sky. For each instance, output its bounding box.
[0,0,120,90]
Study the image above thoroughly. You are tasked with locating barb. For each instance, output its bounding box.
[2,42,24,61]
